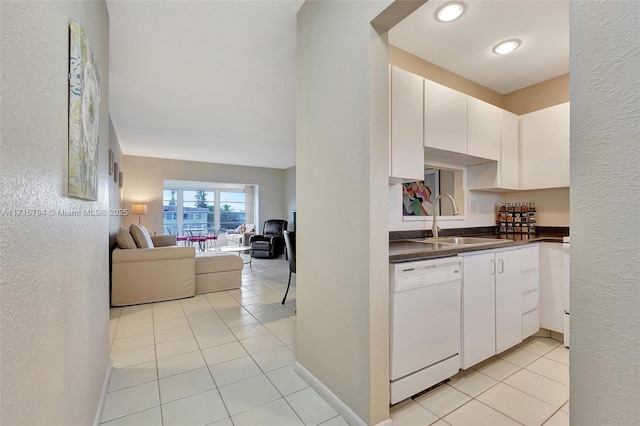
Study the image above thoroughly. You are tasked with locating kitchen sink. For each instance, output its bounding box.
[409,237,513,246]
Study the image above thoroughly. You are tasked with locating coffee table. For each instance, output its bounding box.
[219,246,252,267]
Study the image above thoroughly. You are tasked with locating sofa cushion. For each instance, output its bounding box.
[228,234,242,244]
[130,224,154,249]
[150,234,177,247]
[116,228,137,249]
[195,253,243,274]
[235,224,246,233]
[245,224,256,233]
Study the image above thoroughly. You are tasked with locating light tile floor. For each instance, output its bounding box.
[105,255,570,426]
[391,337,570,426]
[104,256,347,426]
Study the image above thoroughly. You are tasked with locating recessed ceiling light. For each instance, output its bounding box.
[493,40,521,55]
[436,2,465,22]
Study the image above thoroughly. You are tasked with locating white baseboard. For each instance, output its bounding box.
[93,359,113,426]
[294,362,369,426]
[374,419,393,426]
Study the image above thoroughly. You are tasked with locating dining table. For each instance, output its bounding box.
[183,228,208,252]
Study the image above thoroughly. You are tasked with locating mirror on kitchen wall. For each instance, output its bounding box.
[401,165,464,221]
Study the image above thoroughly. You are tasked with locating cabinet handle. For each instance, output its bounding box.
[490,259,495,275]
[498,259,504,274]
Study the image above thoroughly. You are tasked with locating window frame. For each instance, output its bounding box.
[163,186,247,235]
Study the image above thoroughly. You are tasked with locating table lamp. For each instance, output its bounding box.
[131,203,148,225]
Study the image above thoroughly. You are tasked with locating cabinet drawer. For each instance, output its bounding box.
[521,245,539,271]
[522,290,539,314]
[521,269,538,293]
[522,309,540,339]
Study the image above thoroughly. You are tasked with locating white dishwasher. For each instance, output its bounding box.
[390,257,462,404]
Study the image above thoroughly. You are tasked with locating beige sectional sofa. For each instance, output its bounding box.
[195,253,244,294]
[226,224,256,247]
[111,225,243,306]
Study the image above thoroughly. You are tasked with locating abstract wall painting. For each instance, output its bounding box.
[402,169,439,218]
[68,19,100,200]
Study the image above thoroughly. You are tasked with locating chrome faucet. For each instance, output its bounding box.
[432,194,460,239]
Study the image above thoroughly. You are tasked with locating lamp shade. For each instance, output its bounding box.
[130,203,148,215]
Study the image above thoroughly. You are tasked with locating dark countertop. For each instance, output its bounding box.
[390,234,566,263]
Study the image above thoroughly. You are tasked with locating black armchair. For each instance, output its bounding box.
[249,219,288,259]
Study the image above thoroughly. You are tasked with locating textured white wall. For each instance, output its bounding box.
[109,117,124,247]
[284,166,296,228]
[570,1,640,425]
[0,1,111,424]
[296,1,392,424]
[389,182,570,232]
[389,183,503,231]
[121,155,286,234]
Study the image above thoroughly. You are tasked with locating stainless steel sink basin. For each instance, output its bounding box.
[425,237,506,245]
[409,237,513,246]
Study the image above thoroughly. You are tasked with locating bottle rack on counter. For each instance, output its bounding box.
[497,202,537,235]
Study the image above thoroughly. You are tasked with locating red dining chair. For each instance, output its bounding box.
[176,230,189,247]
[185,229,207,252]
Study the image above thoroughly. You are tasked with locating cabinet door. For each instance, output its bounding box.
[464,107,517,191]
[462,252,496,369]
[520,103,570,189]
[468,97,501,161]
[390,67,425,181]
[521,245,541,338]
[499,110,519,189]
[424,79,467,154]
[540,243,564,333]
[495,249,522,354]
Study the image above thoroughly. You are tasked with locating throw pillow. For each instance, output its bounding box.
[245,224,256,233]
[116,227,137,249]
[129,224,155,248]
[236,224,246,233]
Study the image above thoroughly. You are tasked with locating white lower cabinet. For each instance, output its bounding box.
[539,242,564,333]
[520,245,541,339]
[461,247,522,369]
[461,245,541,369]
[495,249,523,354]
[461,252,496,369]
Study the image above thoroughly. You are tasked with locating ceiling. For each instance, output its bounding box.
[107,0,303,170]
[389,0,569,95]
[107,1,568,170]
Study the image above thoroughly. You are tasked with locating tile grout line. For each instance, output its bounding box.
[105,259,297,425]
[151,302,164,426]
[437,339,569,426]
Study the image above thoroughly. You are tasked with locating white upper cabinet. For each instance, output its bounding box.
[424,79,467,155]
[500,110,520,189]
[520,102,570,189]
[387,67,570,190]
[467,97,501,161]
[389,66,425,182]
[467,109,519,191]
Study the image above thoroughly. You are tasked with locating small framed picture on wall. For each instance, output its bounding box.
[113,163,119,183]
[118,172,123,188]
